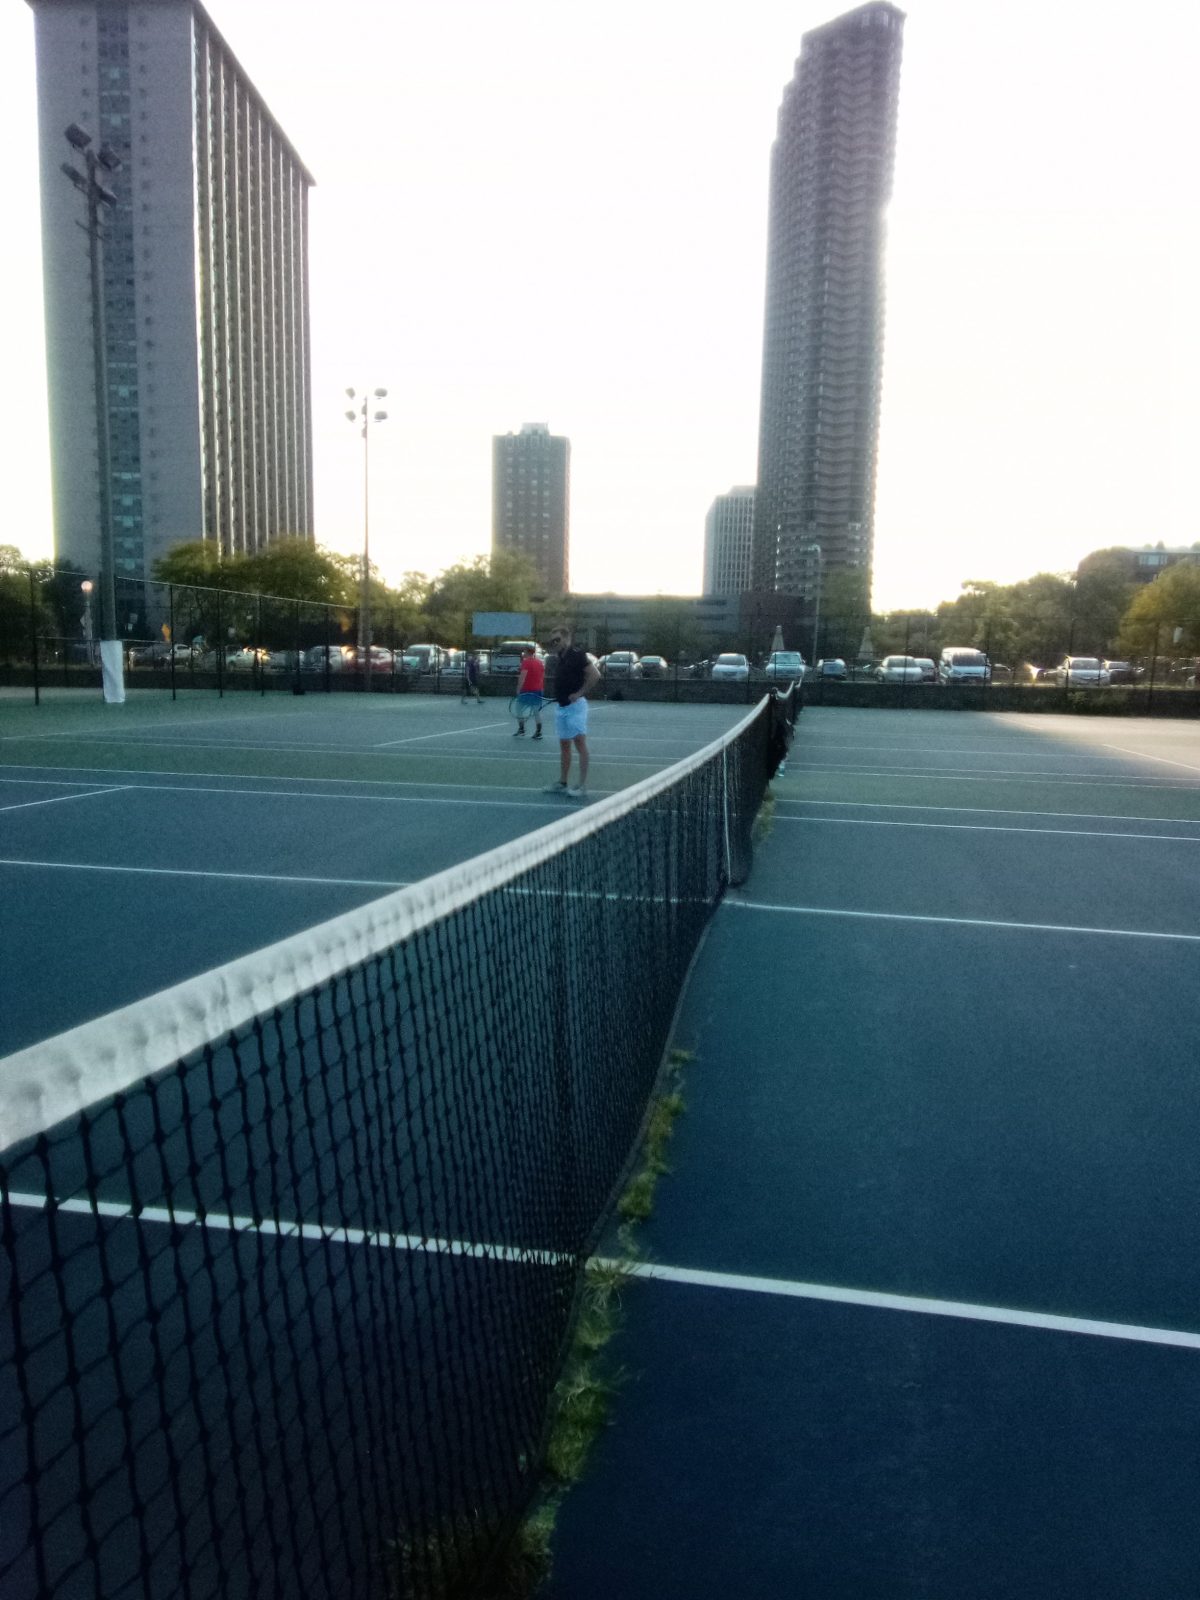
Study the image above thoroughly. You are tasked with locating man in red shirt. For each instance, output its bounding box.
[514,645,545,739]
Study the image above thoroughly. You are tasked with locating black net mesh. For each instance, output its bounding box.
[0,690,796,1600]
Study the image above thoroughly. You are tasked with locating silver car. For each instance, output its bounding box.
[1054,656,1110,687]
[711,653,749,682]
[875,655,924,684]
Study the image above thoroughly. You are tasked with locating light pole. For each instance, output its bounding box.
[80,579,95,665]
[61,123,124,704]
[345,387,388,683]
[806,542,823,665]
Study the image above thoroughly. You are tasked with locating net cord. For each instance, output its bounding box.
[0,694,774,1153]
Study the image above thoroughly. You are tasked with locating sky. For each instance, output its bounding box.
[2,0,1198,612]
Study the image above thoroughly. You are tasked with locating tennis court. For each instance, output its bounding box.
[0,685,793,1600]
[550,708,1200,1598]
[0,689,748,1054]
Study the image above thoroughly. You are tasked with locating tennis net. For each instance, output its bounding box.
[0,687,796,1600]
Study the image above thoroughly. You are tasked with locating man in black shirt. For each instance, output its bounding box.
[545,624,600,798]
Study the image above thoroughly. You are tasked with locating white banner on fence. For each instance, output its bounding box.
[99,639,126,704]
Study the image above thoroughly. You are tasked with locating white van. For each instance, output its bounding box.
[938,647,990,685]
[404,643,445,673]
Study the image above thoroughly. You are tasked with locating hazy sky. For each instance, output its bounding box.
[3,0,1198,611]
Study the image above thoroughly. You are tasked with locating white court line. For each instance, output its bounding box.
[773,816,1200,843]
[793,767,1198,793]
[372,717,510,747]
[622,1262,1200,1351]
[19,780,556,811]
[1102,743,1200,777]
[0,857,407,890]
[6,1189,1193,1353]
[725,901,1200,943]
[6,732,668,767]
[0,763,615,798]
[0,785,129,814]
[774,797,1200,827]
[798,760,1193,783]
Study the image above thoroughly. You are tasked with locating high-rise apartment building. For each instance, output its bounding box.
[752,2,904,597]
[703,487,756,596]
[28,0,314,582]
[492,423,570,596]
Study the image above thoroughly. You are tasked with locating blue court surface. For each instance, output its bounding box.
[0,690,745,1054]
[550,708,1200,1599]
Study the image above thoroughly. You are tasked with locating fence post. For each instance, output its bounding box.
[256,593,264,697]
[293,599,303,694]
[901,615,911,706]
[216,590,224,698]
[1147,622,1161,712]
[324,605,332,693]
[29,569,40,707]
[169,584,177,702]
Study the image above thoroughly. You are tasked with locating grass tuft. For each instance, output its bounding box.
[481,1048,696,1594]
[752,790,778,845]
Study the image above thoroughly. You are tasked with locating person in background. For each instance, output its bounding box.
[545,625,600,799]
[514,644,545,740]
[461,651,481,703]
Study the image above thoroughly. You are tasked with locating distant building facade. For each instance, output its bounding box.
[1078,545,1200,584]
[28,0,315,583]
[752,2,905,598]
[566,592,805,663]
[704,487,756,596]
[492,423,570,596]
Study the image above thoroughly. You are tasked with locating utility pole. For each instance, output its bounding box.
[61,122,124,703]
[345,387,388,687]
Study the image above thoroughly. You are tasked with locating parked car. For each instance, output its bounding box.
[913,657,937,683]
[814,658,847,680]
[875,655,924,684]
[225,647,270,671]
[938,648,990,685]
[1103,660,1137,684]
[404,643,447,674]
[711,653,749,682]
[764,651,806,682]
[354,646,394,673]
[130,641,192,668]
[640,655,669,678]
[267,650,304,673]
[490,640,539,674]
[989,663,1013,683]
[602,651,643,679]
[1054,656,1110,687]
[303,645,355,673]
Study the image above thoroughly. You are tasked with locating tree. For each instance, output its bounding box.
[1118,565,1200,659]
[638,599,701,664]
[1071,550,1134,656]
[423,552,538,646]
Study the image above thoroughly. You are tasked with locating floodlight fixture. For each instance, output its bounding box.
[65,123,92,151]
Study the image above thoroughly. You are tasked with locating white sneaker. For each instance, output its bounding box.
[545,780,569,794]
[567,785,587,799]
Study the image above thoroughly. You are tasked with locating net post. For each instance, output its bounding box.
[29,568,40,707]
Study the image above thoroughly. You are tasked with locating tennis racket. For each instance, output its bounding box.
[508,693,552,721]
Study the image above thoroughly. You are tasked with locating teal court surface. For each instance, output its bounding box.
[550,707,1200,1599]
[0,689,747,1054]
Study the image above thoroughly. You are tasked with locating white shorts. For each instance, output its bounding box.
[556,698,589,740]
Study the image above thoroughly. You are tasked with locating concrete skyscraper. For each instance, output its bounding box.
[703,487,756,597]
[492,423,570,596]
[751,2,905,598]
[28,0,315,584]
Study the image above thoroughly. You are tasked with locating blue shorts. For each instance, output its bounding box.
[517,691,544,714]
[556,699,589,740]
